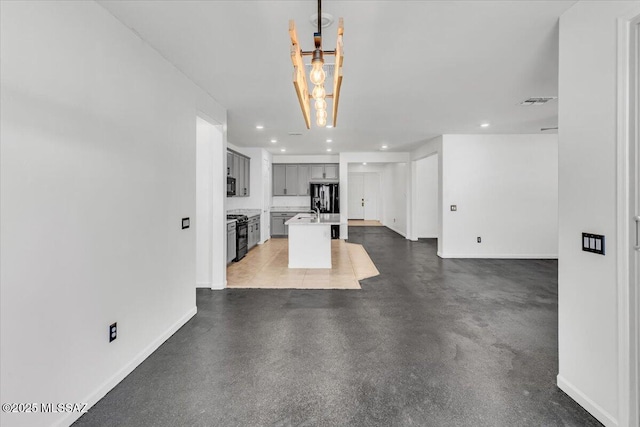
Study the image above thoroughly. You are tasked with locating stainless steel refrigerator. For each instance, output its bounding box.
[310,183,340,238]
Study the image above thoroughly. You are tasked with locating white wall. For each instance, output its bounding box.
[381,163,408,236]
[196,119,224,288]
[414,155,439,238]
[0,2,226,427]
[439,134,558,258]
[557,3,640,426]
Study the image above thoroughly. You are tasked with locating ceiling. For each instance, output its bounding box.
[98,0,575,155]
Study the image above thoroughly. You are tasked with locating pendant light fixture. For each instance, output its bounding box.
[289,0,343,128]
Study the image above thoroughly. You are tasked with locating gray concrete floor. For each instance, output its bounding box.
[74,227,601,426]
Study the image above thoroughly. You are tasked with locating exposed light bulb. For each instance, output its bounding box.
[312,85,326,100]
[310,59,326,86]
[316,109,327,120]
[315,98,327,111]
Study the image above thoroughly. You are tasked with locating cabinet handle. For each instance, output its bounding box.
[323,172,326,178]
[635,216,640,250]
[284,188,287,195]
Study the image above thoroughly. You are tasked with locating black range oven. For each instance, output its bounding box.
[227,214,248,261]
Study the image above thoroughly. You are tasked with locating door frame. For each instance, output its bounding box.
[616,8,640,427]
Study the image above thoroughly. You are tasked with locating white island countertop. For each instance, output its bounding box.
[285,213,341,226]
[285,213,342,268]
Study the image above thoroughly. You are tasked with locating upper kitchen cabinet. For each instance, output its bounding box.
[227,149,250,197]
[273,163,339,196]
[297,165,310,196]
[273,164,286,196]
[324,164,338,180]
[310,164,339,181]
[227,152,234,177]
[273,164,299,196]
[285,165,298,196]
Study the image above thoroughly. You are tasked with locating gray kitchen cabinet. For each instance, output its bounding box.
[243,157,250,197]
[273,164,298,196]
[227,150,250,197]
[273,163,338,196]
[227,152,234,177]
[271,212,297,236]
[248,215,260,249]
[310,165,325,180]
[297,164,310,195]
[309,164,339,181]
[324,164,338,180]
[236,156,245,196]
[273,164,287,196]
[227,222,236,263]
[285,165,298,195]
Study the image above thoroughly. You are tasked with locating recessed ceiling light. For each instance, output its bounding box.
[381,145,388,149]
[270,139,277,143]
[480,123,490,128]
[362,162,367,165]
[326,148,332,152]
[326,139,332,143]
[256,125,264,130]
[326,125,333,128]
[280,148,286,152]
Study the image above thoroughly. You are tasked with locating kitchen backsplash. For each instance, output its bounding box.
[270,195,310,207]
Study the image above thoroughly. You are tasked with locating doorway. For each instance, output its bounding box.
[414,154,439,239]
[348,172,380,220]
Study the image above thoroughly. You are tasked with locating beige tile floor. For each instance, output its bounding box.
[226,239,379,289]
[347,220,383,227]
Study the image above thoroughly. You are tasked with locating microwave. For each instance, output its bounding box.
[227,176,236,196]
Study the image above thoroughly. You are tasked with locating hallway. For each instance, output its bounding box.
[74,227,599,426]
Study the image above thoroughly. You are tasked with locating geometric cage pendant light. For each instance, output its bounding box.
[289,0,343,128]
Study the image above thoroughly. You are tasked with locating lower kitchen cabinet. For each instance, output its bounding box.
[227,222,236,264]
[270,212,300,237]
[248,215,260,249]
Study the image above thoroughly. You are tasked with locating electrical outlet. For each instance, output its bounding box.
[477,237,482,243]
[450,205,457,211]
[109,322,117,342]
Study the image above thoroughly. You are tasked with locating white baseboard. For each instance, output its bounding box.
[55,306,197,427]
[437,253,558,259]
[196,281,211,288]
[385,225,406,237]
[557,375,618,427]
[210,281,225,290]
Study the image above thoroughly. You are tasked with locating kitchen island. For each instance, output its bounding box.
[285,213,341,268]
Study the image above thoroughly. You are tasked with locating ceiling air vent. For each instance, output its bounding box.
[288,132,303,136]
[520,97,557,106]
